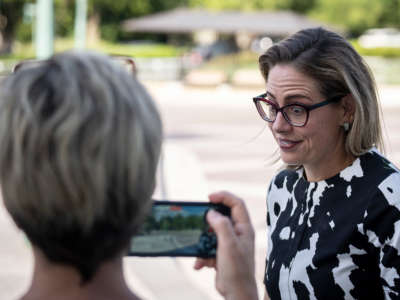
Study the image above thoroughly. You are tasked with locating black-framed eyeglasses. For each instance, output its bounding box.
[252,93,343,127]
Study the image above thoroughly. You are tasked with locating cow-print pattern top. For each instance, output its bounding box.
[264,149,400,300]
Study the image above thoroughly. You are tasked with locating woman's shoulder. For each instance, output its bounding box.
[356,149,400,207]
[359,148,400,183]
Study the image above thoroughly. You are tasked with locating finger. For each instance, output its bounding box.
[234,222,255,239]
[193,258,205,270]
[206,209,238,252]
[208,191,252,225]
[193,258,216,270]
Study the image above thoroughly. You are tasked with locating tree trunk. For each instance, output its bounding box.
[0,31,14,55]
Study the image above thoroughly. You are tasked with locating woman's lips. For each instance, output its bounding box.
[277,138,301,150]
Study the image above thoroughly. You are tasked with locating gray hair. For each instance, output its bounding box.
[259,27,384,162]
[0,51,162,282]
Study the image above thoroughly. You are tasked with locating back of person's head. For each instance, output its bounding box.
[259,27,384,156]
[0,51,163,282]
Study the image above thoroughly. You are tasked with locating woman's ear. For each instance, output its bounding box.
[341,94,356,123]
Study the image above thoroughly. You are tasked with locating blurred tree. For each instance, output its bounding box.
[310,0,389,36]
[55,0,74,37]
[87,0,151,41]
[141,215,158,233]
[0,0,29,54]
[1,0,397,52]
[189,0,261,10]
[377,0,400,28]
[0,0,191,52]
[188,0,316,13]
[186,215,204,230]
[88,0,190,41]
[0,0,73,53]
[199,0,398,36]
[270,0,316,13]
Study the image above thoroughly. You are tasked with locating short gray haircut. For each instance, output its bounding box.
[259,27,384,161]
[0,51,163,281]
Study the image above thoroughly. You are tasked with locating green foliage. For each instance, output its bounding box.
[153,214,204,231]
[87,0,152,17]
[88,0,190,41]
[189,0,262,10]
[189,0,398,37]
[148,0,190,11]
[1,0,400,56]
[91,41,186,57]
[54,0,75,37]
[15,23,32,43]
[351,41,400,58]
[266,0,316,13]
[100,24,120,42]
[310,0,400,36]
[188,0,315,12]
[377,0,400,27]
[1,38,186,60]
[0,0,29,52]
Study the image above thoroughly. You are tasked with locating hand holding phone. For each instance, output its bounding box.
[194,192,259,300]
[128,201,231,258]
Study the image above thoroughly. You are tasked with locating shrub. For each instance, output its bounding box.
[351,41,400,58]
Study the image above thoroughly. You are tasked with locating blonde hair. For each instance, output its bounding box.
[0,51,162,281]
[259,27,384,166]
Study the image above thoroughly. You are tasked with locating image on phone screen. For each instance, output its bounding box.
[128,201,229,257]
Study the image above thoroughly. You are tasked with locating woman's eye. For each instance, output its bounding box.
[289,106,305,114]
[268,106,277,114]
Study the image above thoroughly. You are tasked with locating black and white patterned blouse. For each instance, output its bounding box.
[264,149,400,300]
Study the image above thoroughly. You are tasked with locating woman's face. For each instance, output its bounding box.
[266,64,349,179]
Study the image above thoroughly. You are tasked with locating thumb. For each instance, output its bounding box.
[207,210,237,249]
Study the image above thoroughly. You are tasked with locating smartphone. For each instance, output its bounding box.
[128,201,231,258]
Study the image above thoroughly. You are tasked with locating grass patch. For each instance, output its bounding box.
[92,41,187,58]
[0,38,187,61]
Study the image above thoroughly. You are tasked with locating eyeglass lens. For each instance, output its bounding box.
[257,101,308,126]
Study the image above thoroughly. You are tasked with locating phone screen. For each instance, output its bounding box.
[128,201,230,257]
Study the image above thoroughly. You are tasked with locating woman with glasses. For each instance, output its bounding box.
[252,27,400,300]
[196,27,400,300]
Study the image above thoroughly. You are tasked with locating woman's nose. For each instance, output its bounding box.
[271,111,292,133]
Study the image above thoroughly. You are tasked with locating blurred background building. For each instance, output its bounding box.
[0,0,399,83]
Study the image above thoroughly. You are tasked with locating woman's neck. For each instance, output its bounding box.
[303,149,356,182]
[21,248,140,300]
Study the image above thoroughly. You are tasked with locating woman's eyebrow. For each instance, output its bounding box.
[266,92,312,102]
[266,91,275,99]
[285,94,312,102]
